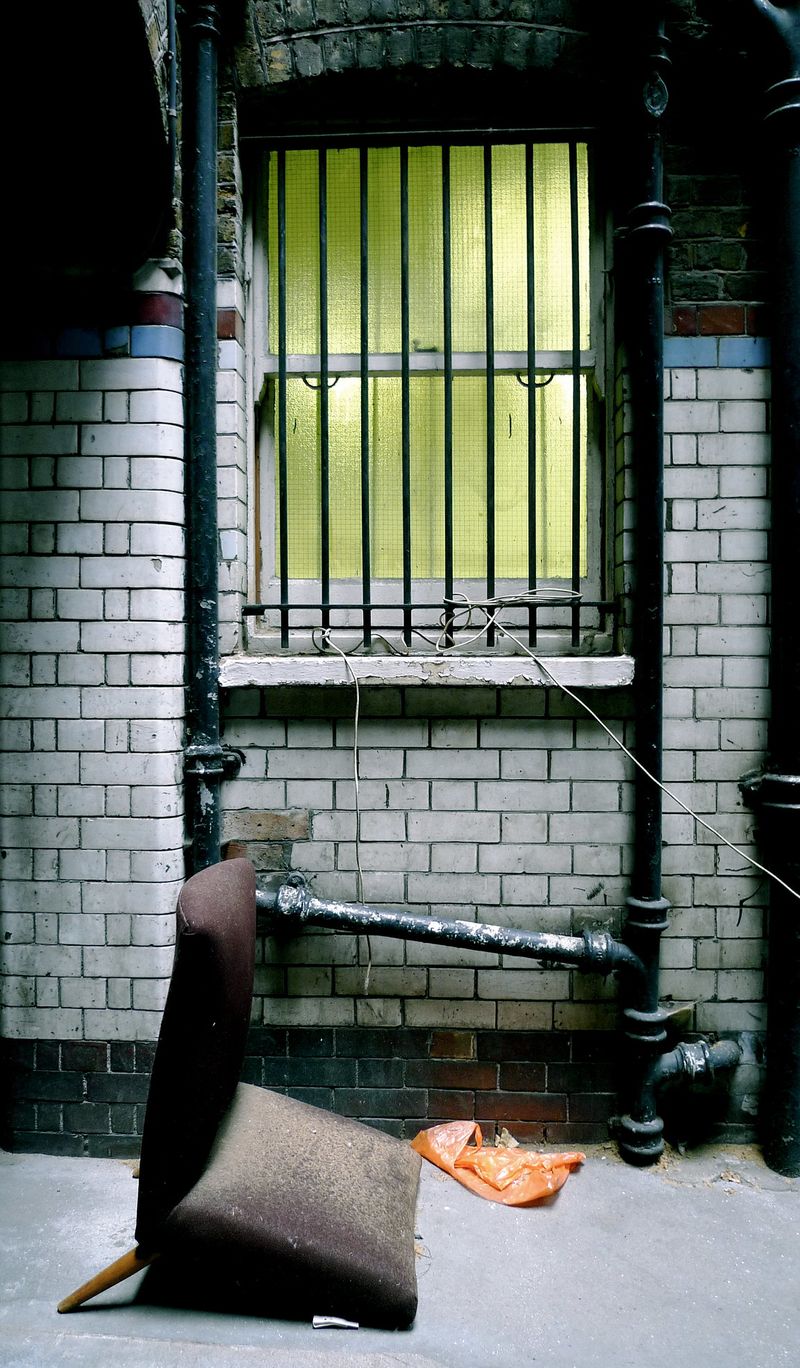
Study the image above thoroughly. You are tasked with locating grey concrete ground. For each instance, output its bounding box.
[0,1142,797,1368]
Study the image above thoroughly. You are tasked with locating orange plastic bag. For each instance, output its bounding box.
[411,1120,584,1206]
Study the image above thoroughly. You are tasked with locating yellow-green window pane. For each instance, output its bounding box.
[533,143,590,351]
[275,373,586,582]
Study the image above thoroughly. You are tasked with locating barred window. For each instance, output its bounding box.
[249,135,609,654]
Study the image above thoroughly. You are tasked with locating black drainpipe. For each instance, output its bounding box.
[181,0,240,873]
[744,1,800,1177]
[615,11,673,1165]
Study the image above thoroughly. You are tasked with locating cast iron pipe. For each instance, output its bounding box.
[182,1,235,872]
[747,0,800,1176]
[616,9,673,1164]
[257,878,647,983]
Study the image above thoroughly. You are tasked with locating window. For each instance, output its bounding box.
[249,134,609,654]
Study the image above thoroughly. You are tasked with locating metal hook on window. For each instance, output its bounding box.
[302,376,340,391]
[516,372,556,390]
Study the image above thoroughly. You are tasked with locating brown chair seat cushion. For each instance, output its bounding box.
[160,1083,421,1327]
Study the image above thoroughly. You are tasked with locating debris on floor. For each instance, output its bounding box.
[411,1120,585,1206]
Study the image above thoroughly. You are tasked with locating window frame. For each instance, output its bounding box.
[245,126,613,659]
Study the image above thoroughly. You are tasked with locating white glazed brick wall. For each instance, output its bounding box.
[221,364,769,1037]
[0,355,187,1040]
[217,278,248,657]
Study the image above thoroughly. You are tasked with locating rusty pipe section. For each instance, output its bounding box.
[256,877,646,982]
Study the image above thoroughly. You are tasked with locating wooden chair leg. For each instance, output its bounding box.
[57,1247,159,1313]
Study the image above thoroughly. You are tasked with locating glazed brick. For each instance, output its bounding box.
[404,1059,497,1089]
[547,1062,618,1093]
[286,1087,334,1110]
[63,1102,109,1134]
[247,1027,288,1056]
[545,1123,609,1145]
[87,1073,150,1103]
[358,1058,404,1087]
[570,1032,624,1063]
[430,1030,475,1059]
[335,1028,429,1058]
[110,1104,138,1134]
[11,1132,84,1157]
[498,1062,548,1091]
[60,1042,109,1073]
[86,1136,140,1158]
[336,1088,427,1118]
[36,1103,63,1133]
[477,1031,570,1062]
[285,1028,334,1057]
[475,1092,567,1122]
[16,1071,84,1102]
[568,1093,616,1122]
[284,1057,357,1087]
[428,1090,475,1120]
[36,1042,61,1071]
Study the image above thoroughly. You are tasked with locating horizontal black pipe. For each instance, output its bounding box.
[256,879,645,981]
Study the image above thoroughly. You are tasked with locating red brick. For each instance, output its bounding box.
[698,304,745,336]
[670,306,697,336]
[217,307,244,342]
[406,1059,497,1089]
[568,1093,616,1122]
[133,292,183,328]
[431,1030,474,1059]
[428,1089,475,1119]
[545,1122,609,1145]
[498,1062,547,1091]
[746,304,769,336]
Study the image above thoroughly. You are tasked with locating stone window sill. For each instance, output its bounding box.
[218,654,634,689]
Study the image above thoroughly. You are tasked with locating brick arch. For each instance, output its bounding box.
[235,2,596,93]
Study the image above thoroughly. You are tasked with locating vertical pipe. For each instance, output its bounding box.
[748,0,800,1176]
[484,145,496,647]
[360,146,372,647]
[182,0,225,874]
[525,141,538,646]
[277,149,289,648]
[616,12,673,1165]
[400,146,412,646]
[319,148,330,634]
[443,143,454,645]
[569,140,582,647]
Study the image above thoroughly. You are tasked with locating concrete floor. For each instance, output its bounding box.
[1,1142,797,1368]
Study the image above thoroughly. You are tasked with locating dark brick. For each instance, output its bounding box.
[747,303,769,335]
[405,1059,497,1089]
[36,1103,63,1132]
[336,1088,427,1118]
[2,1040,35,1068]
[110,1104,137,1134]
[287,1087,334,1110]
[545,1122,609,1145]
[494,1122,546,1144]
[135,1043,157,1072]
[363,1117,405,1138]
[86,1136,141,1159]
[477,1031,569,1063]
[12,1132,84,1157]
[64,1102,110,1135]
[61,1042,108,1073]
[430,1030,474,1059]
[110,1043,135,1072]
[10,1102,37,1131]
[358,1058,404,1087]
[16,1072,84,1103]
[287,1028,334,1058]
[568,1093,616,1122]
[475,1092,567,1122]
[241,1056,265,1084]
[570,1031,622,1063]
[335,1028,429,1058]
[498,1062,547,1091]
[36,1043,61,1071]
[247,1028,287,1056]
[428,1089,475,1119]
[87,1073,150,1104]
[547,1062,617,1093]
[285,1057,357,1087]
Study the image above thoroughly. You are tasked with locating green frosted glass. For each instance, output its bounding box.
[275,375,586,581]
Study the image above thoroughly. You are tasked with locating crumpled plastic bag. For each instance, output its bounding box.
[411,1120,585,1206]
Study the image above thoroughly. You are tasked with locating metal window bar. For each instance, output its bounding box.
[484,144,496,649]
[319,147,331,634]
[252,136,609,652]
[442,143,455,647]
[525,140,538,647]
[277,149,289,648]
[400,145,412,647]
[360,146,372,646]
[569,139,582,648]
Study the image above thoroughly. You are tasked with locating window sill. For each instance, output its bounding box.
[219,654,634,689]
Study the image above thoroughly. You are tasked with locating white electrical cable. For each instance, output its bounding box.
[312,592,800,905]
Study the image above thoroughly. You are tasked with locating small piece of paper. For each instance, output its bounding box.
[312,1316,360,1330]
